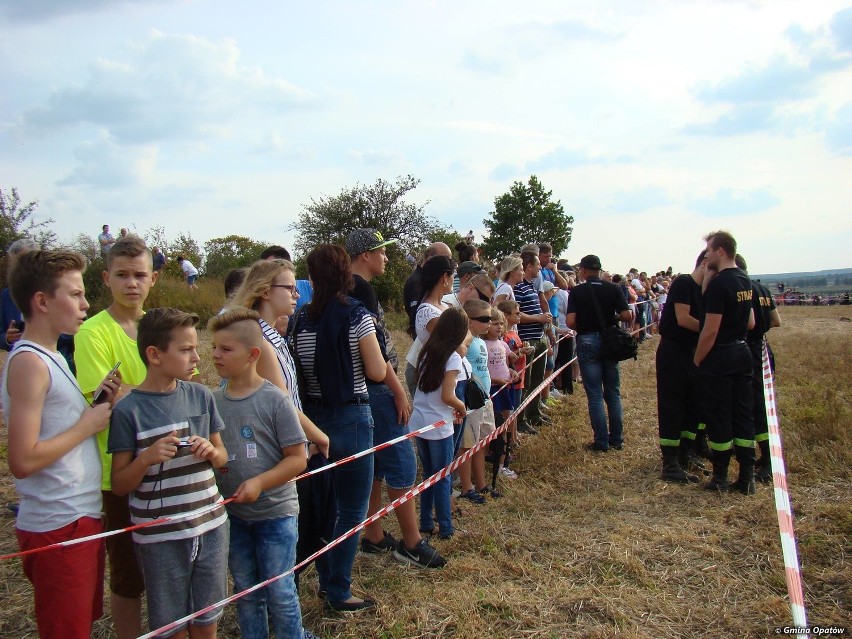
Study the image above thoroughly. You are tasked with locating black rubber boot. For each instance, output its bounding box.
[755,440,772,483]
[704,450,732,491]
[661,447,699,483]
[731,463,756,495]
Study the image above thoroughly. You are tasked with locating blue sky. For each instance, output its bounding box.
[1,0,851,274]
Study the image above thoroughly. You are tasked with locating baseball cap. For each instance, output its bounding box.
[580,254,602,270]
[457,261,484,277]
[346,228,398,256]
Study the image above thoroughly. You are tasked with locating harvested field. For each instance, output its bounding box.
[0,305,850,638]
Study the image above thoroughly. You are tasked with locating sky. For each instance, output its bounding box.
[1,0,851,275]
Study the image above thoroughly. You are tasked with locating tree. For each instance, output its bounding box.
[294,175,440,258]
[481,175,573,260]
[0,187,57,257]
[203,235,266,278]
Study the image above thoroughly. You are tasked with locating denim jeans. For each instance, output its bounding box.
[415,436,454,535]
[303,402,374,603]
[577,333,624,448]
[228,515,305,639]
[367,383,417,489]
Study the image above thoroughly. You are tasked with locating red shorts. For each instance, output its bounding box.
[16,516,105,639]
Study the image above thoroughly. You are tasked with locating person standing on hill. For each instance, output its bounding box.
[693,231,756,494]
[566,255,632,452]
[656,251,708,483]
[735,254,781,484]
[98,224,115,258]
[177,255,199,291]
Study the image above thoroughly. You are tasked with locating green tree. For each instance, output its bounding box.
[481,175,573,260]
[0,187,57,258]
[294,175,440,257]
[295,175,451,310]
[203,235,266,278]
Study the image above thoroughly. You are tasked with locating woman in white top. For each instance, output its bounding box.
[404,255,456,394]
[493,255,523,305]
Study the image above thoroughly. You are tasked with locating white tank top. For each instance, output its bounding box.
[1,341,102,532]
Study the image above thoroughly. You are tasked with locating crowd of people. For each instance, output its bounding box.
[0,227,781,639]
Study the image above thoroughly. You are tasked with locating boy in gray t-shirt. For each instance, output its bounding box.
[208,309,317,639]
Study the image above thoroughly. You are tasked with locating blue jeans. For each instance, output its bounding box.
[228,515,305,639]
[367,384,417,489]
[304,403,374,603]
[415,436,454,536]
[577,333,624,449]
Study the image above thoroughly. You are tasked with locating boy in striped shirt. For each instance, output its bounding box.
[109,307,228,639]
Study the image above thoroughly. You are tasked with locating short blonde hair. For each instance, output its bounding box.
[207,308,263,349]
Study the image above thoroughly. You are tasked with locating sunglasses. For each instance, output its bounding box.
[469,315,492,323]
[475,288,490,303]
[270,284,299,296]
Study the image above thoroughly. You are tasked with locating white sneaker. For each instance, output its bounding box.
[550,388,563,399]
[451,489,461,498]
[499,467,518,479]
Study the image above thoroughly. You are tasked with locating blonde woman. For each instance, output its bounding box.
[228,259,329,455]
[493,256,523,305]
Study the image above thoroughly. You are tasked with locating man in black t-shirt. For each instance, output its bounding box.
[694,231,756,494]
[347,228,446,569]
[736,255,782,483]
[655,251,708,483]
[402,242,452,328]
[566,255,632,452]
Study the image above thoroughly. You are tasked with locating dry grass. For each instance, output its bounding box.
[1,306,850,638]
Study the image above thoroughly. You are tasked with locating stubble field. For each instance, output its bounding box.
[0,305,850,638]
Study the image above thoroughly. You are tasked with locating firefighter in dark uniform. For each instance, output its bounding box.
[655,251,708,483]
[693,231,757,494]
[735,255,782,483]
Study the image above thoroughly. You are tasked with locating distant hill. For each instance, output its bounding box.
[753,267,852,280]
[751,268,852,296]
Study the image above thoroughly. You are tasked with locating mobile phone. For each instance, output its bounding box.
[13,320,24,332]
[177,438,193,448]
[92,361,121,405]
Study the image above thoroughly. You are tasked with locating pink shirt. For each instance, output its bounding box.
[485,338,513,385]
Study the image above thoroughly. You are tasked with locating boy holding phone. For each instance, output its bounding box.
[2,249,120,638]
[75,234,158,638]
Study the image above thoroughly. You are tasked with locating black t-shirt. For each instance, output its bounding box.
[747,279,776,343]
[566,278,629,334]
[658,273,701,346]
[403,266,423,326]
[350,274,396,372]
[701,267,752,344]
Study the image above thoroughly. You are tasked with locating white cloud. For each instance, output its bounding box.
[22,30,316,145]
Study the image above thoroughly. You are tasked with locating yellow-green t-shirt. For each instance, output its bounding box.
[75,310,147,491]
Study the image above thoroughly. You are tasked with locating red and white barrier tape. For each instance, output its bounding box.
[762,341,808,636]
[138,361,574,639]
[0,497,237,562]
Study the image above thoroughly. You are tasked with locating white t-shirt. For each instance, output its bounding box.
[405,302,446,368]
[492,281,515,303]
[181,259,199,277]
[410,352,462,441]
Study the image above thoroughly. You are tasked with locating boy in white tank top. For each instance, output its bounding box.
[1,249,120,639]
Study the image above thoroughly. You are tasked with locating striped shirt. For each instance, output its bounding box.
[291,303,376,400]
[258,318,302,411]
[107,381,227,544]
[514,279,545,341]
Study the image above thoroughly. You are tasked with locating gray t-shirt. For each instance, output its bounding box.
[108,380,227,543]
[213,380,306,521]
